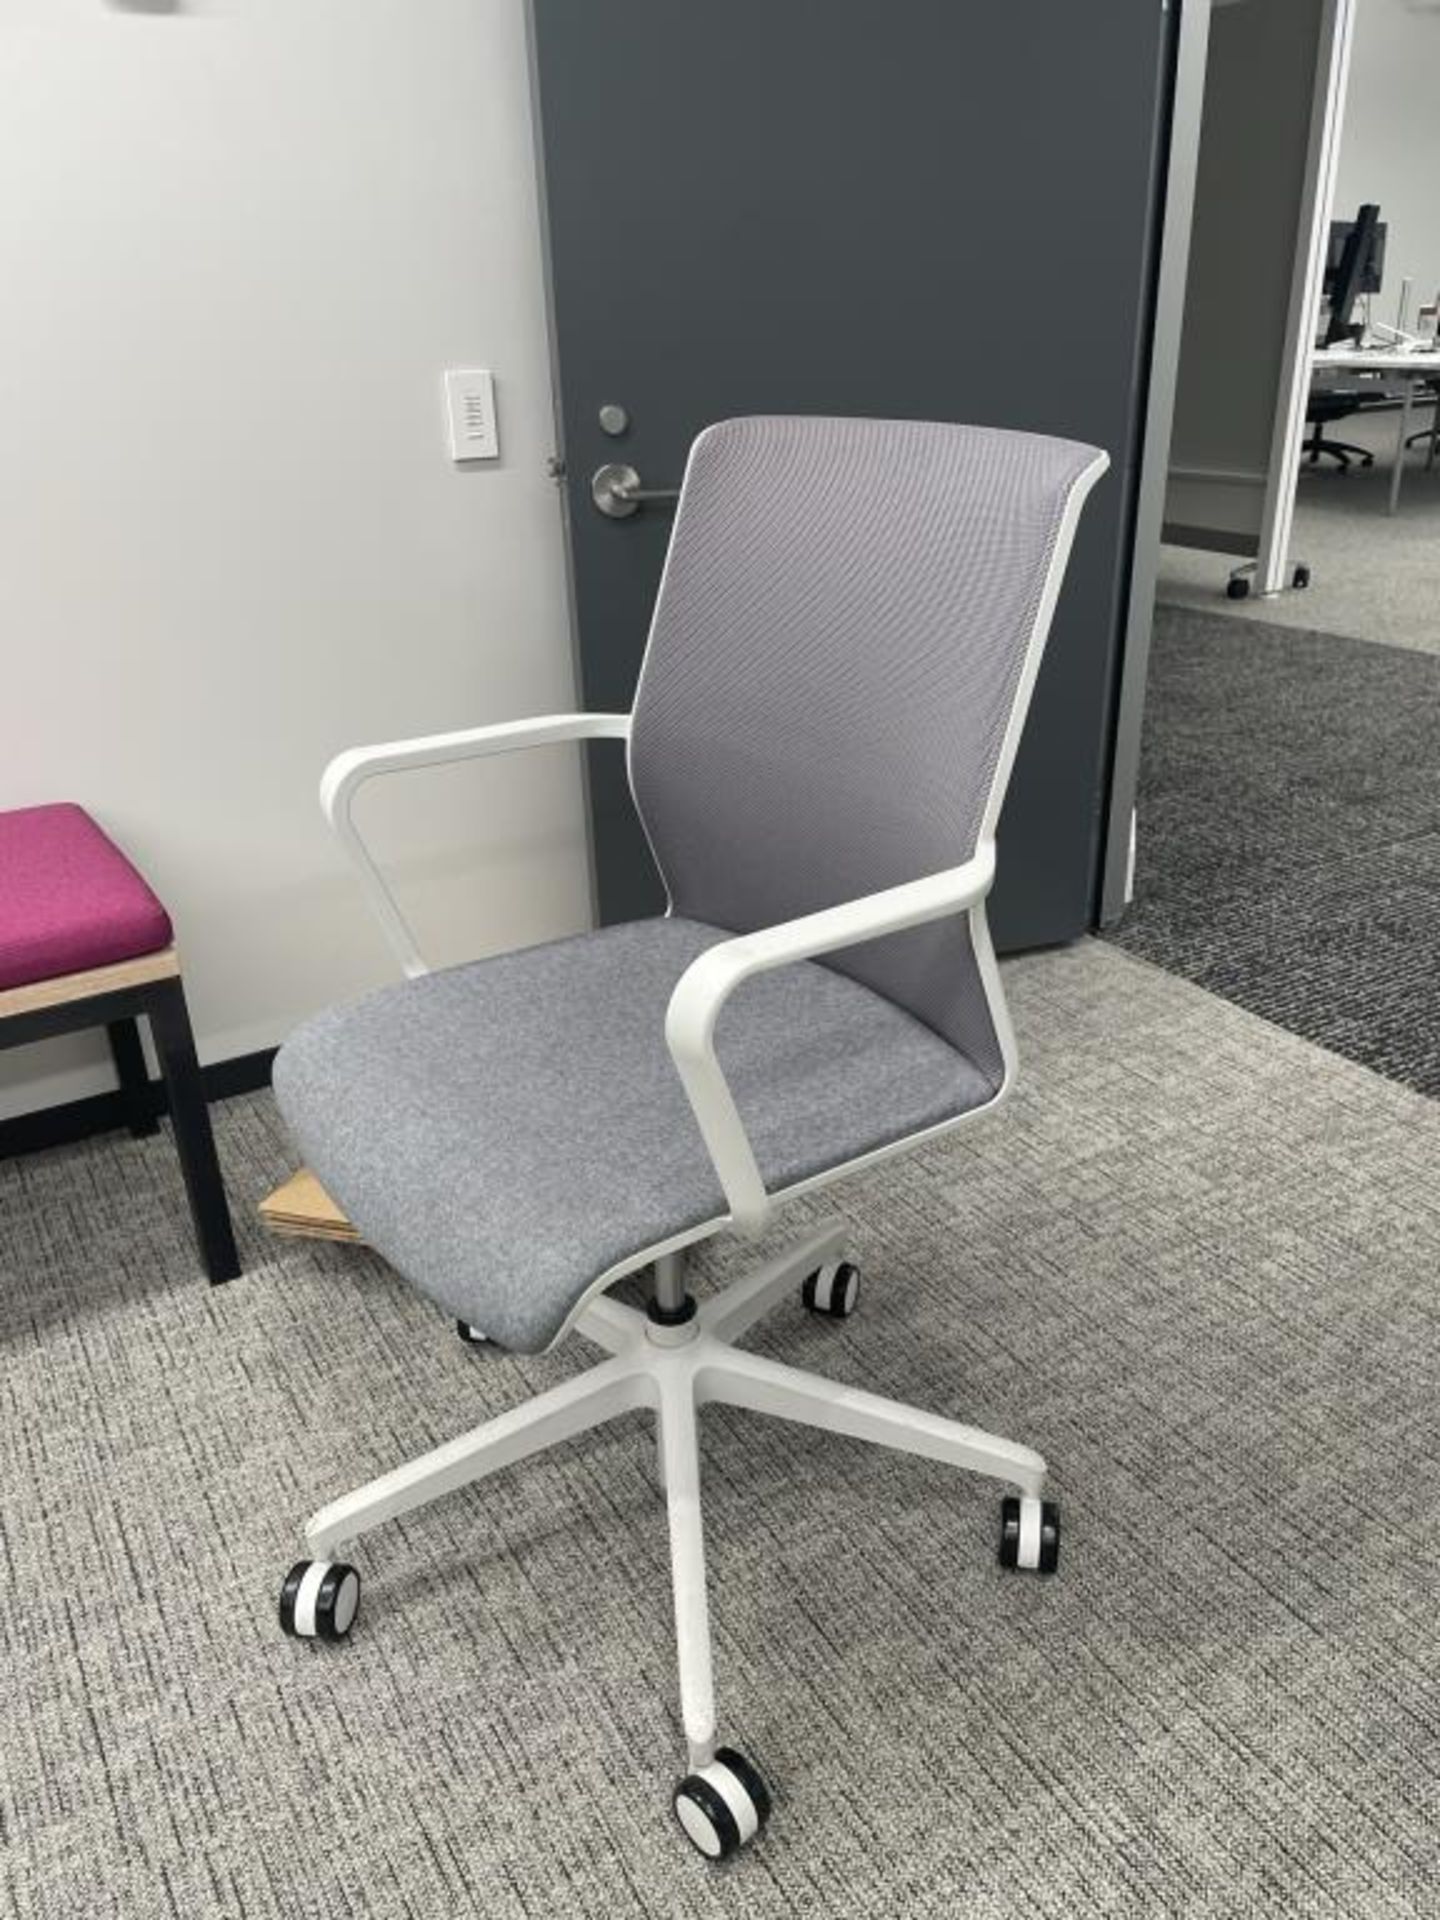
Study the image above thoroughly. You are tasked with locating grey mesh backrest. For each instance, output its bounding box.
[628,415,1105,1083]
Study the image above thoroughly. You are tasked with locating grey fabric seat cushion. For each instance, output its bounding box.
[273,917,995,1353]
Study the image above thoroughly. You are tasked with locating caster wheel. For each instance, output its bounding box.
[1292,564,1311,590]
[456,1320,492,1346]
[278,1560,361,1642]
[999,1495,1060,1575]
[801,1258,860,1319]
[1226,576,1251,601]
[673,1747,772,1860]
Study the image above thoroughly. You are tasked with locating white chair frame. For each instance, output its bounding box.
[292,447,1107,1845]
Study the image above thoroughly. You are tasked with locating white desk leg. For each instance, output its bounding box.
[1391,379,1416,515]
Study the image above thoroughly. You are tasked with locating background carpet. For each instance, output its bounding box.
[1110,604,1440,1097]
[3,940,1437,1918]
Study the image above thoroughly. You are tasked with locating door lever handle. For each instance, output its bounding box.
[591,462,680,519]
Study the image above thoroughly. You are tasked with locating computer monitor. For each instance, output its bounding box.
[1324,204,1383,346]
[1325,214,1387,296]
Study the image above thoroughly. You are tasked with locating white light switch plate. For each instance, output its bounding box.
[444,369,499,461]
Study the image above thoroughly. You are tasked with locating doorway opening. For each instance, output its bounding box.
[1115,0,1440,1099]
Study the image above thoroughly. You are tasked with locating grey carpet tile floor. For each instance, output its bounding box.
[1110,603,1440,1097]
[1158,410,1440,657]
[3,939,1439,1917]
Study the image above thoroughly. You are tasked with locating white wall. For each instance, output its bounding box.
[1333,0,1440,316]
[0,0,590,1121]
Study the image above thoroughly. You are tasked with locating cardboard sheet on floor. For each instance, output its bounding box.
[259,1167,361,1244]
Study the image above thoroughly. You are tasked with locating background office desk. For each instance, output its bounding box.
[1313,345,1440,513]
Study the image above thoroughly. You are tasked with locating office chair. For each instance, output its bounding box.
[1404,378,1440,468]
[272,415,1108,1860]
[1304,378,1378,469]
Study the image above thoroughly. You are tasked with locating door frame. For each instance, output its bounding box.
[1098,0,1356,923]
[1099,0,1215,925]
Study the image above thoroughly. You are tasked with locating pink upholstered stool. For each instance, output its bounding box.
[0,803,239,1281]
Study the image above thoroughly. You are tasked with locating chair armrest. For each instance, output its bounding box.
[664,843,998,1235]
[321,712,630,978]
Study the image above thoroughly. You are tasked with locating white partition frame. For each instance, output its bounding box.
[1255,0,1357,595]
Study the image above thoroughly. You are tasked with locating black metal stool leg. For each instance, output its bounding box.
[106,1017,160,1138]
[145,977,241,1283]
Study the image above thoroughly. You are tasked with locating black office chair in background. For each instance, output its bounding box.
[1304,379,1378,469]
[1404,378,1440,467]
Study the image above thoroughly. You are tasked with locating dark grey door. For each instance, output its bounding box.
[530,0,1176,949]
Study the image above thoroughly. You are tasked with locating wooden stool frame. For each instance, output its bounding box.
[0,948,240,1283]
